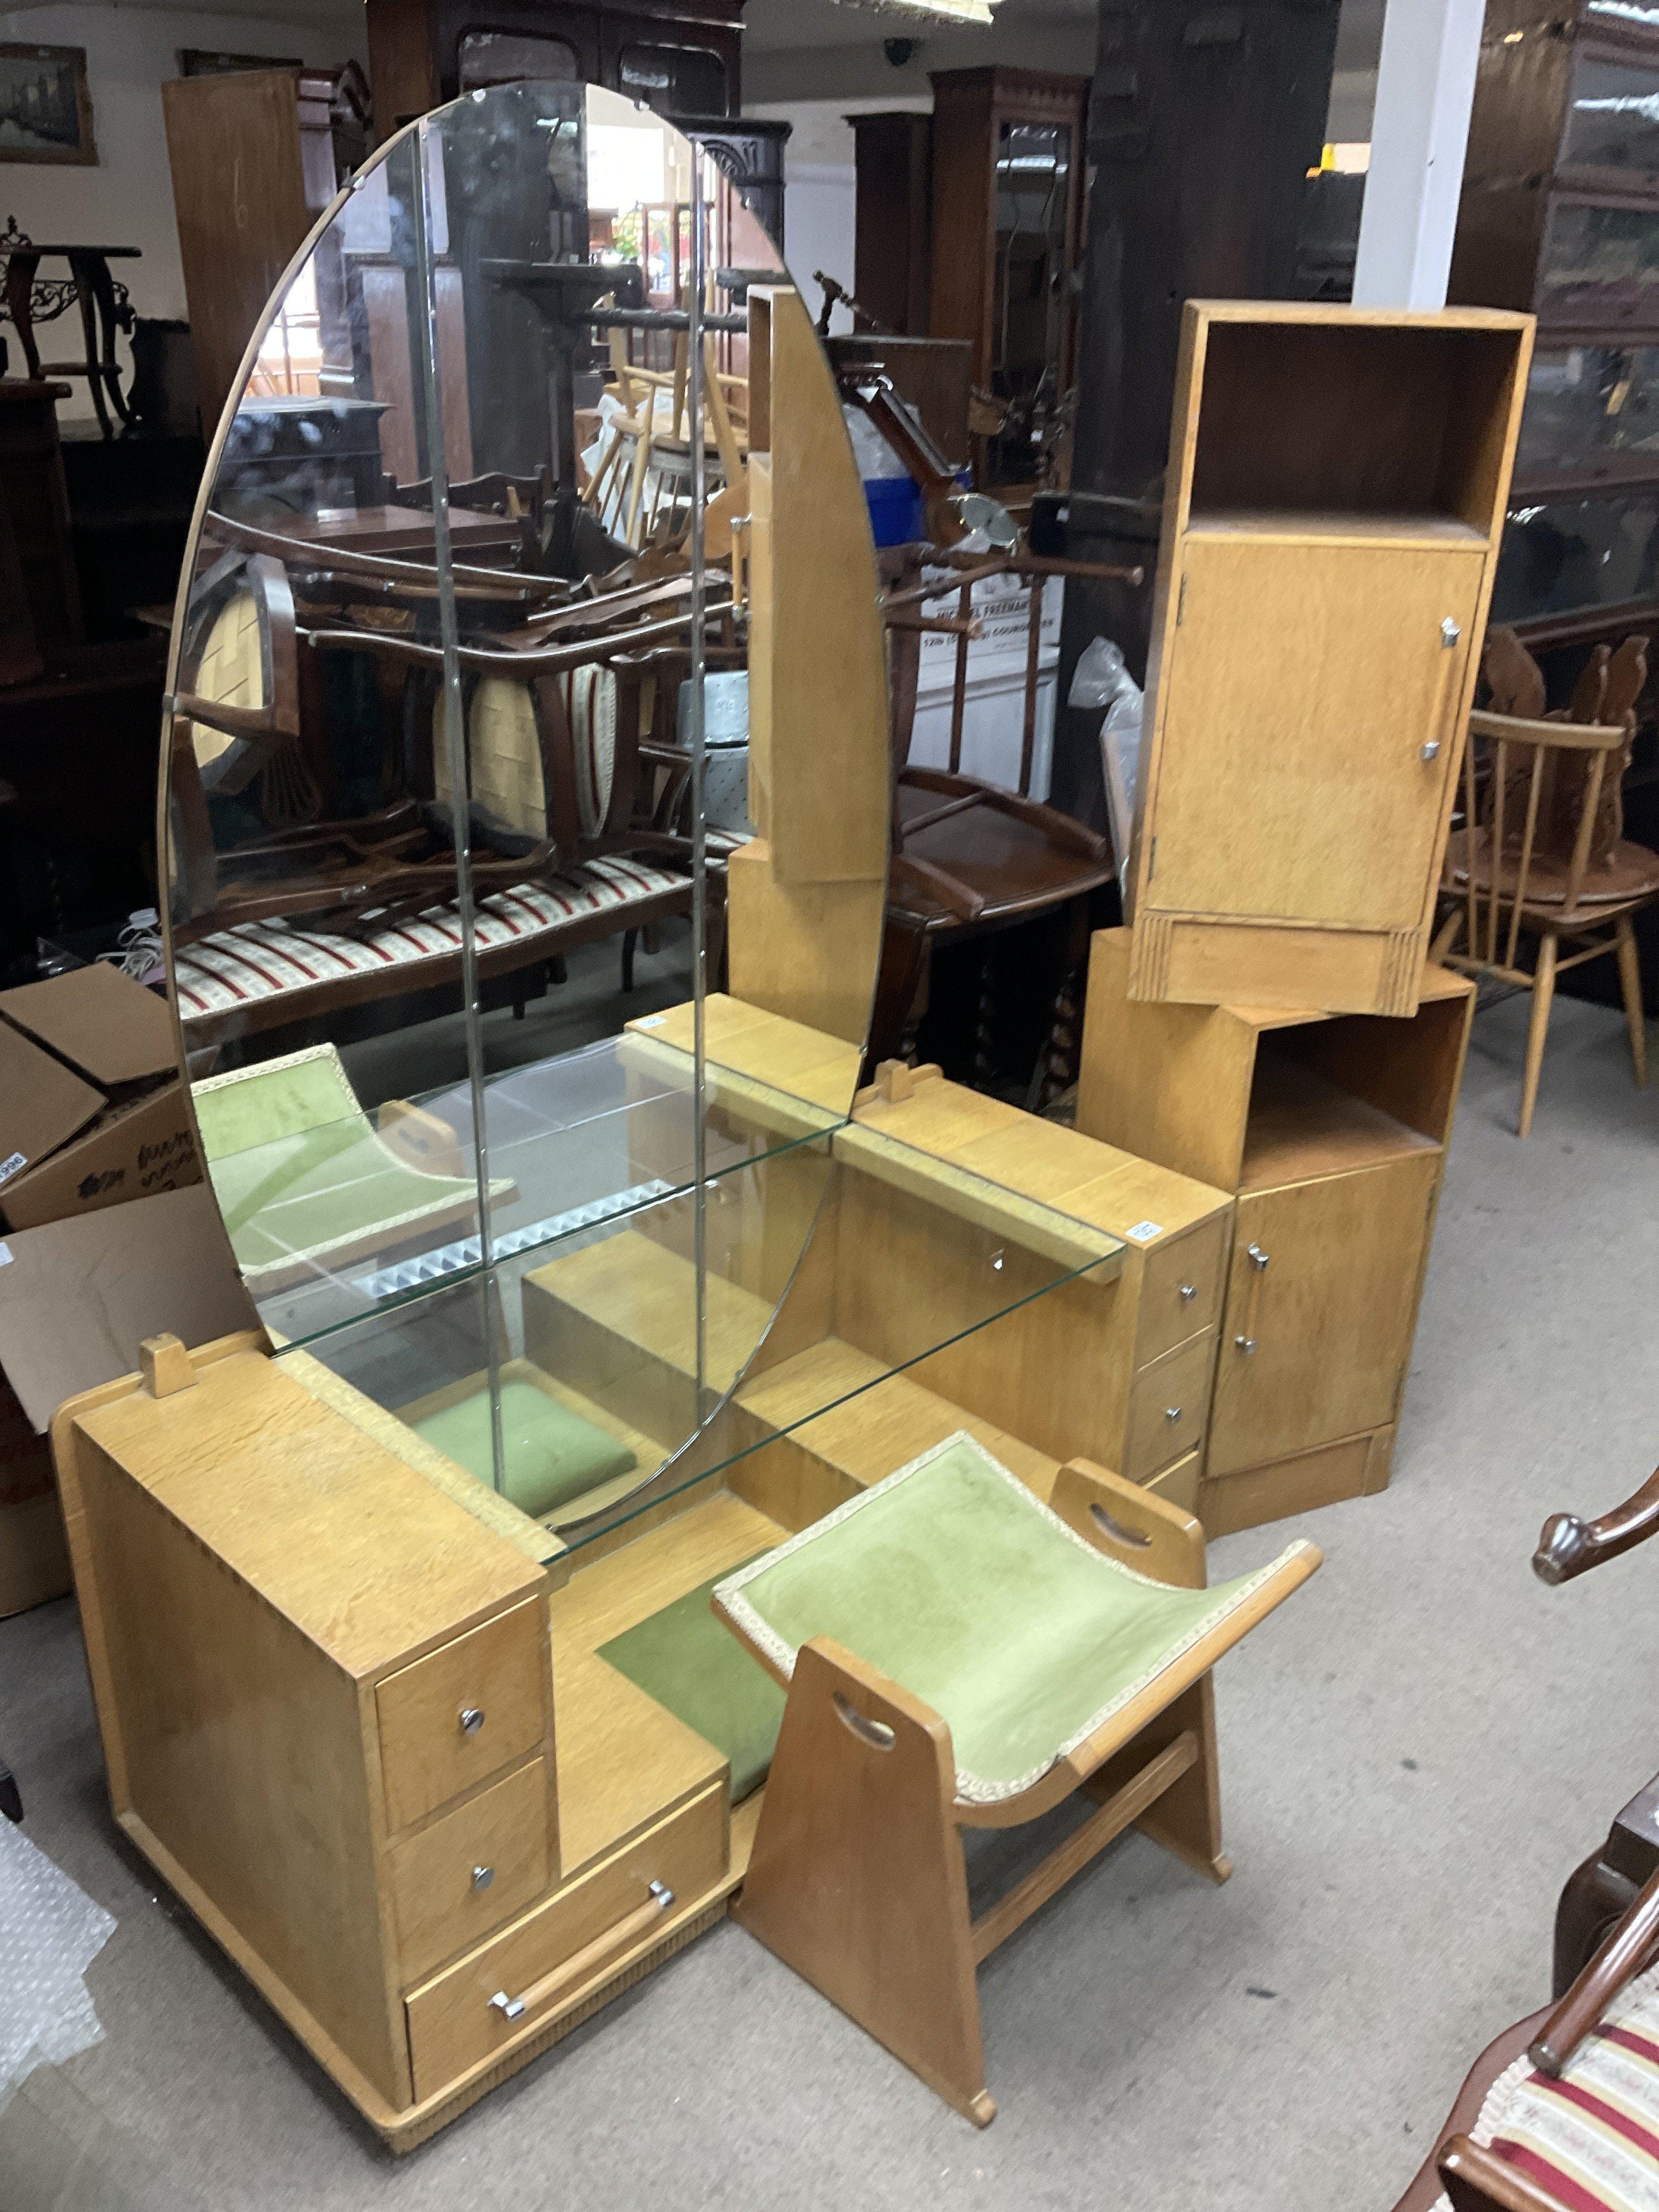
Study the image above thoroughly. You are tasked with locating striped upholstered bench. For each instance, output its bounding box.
[172,855,695,1046]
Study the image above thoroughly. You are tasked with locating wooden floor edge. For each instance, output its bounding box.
[117,1809,742,2147]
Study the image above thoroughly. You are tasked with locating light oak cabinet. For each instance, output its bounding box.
[1079,928,1475,1534]
[1126,302,1533,1016]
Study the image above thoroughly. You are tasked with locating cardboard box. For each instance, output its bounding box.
[0,1184,256,1618]
[0,964,200,1231]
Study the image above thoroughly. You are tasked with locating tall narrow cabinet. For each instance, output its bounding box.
[1125,302,1532,1015]
[1079,929,1474,1536]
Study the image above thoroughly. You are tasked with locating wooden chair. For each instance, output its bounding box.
[1392,1463,1659,2211]
[1432,628,1657,1137]
[1395,1864,1659,2212]
[384,465,552,572]
[714,1432,1319,2124]
[874,552,1116,1104]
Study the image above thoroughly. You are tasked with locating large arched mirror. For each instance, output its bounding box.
[161,77,1097,1577]
[162,80,893,1552]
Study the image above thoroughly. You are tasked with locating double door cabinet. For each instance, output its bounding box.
[1126,303,1533,1016]
[1080,930,1474,1534]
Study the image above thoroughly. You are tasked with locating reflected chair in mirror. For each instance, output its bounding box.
[716,1433,1319,2125]
[383,465,552,572]
[874,554,1117,1107]
[167,558,713,1052]
[1389,1466,1659,2211]
[591,300,748,551]
[1432,627,1657,1137]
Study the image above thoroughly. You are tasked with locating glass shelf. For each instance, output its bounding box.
[278,1108,1123,1556]
[198,1028,844,1350]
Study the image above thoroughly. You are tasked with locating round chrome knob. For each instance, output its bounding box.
[459,1706,486,1735]
[1178,1283,1197,1302]
[1165,1406,1182,1423]
[472,1864,495,1892]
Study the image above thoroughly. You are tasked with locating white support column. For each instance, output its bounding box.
[1352,0,1485,309]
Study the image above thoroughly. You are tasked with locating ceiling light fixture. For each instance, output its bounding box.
[834,0,998,26]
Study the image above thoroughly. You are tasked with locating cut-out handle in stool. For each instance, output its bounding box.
[489,1881,675,2023]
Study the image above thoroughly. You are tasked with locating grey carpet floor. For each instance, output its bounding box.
[4,989,1659,2211]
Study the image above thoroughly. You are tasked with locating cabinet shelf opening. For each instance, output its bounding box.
[1187,320,1527,537]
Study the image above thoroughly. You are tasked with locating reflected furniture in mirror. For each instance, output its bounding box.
[1432,625,1658,1136]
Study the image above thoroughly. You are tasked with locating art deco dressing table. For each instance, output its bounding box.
[52,83,1299,2147]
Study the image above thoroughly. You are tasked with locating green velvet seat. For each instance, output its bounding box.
[598,1562,785,1803]
[192,1043,496,1283]
[714,1432,1317,1808]
[411,1379,637,1521]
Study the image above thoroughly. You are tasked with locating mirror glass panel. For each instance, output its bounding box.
[161,81,893,1546]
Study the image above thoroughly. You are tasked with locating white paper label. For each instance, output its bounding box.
[0,1152,26,1187]
[0,1243,12,1267]
[634,1014,668,1030]
[1125,1220,1163,1244]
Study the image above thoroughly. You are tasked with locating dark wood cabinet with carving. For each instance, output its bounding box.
[927,67,1089,485]
[365,0,746,133]
[1451,0,1659,659]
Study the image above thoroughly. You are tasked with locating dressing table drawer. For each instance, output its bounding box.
[1134,1216,1228,1368]
[1143,1449,1201,1516]
[1123,1332,1216,1482]
[405,1778,727,2098]
[390,1758,551,1984]
[376,1601,546,1832]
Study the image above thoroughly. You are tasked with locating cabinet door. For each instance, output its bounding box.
[1149,539,1482,930]
[1207,1152,1440,1477]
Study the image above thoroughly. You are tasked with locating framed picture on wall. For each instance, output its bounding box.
[178,50,303,78]
[0,44,96,166]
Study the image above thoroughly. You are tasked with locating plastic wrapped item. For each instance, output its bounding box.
[0,1817,117,2111]
[1068,637,1144,889]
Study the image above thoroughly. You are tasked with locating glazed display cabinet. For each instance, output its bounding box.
[1451,0,1659,657]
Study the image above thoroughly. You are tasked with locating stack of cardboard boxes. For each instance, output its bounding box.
[0,962,250,1616]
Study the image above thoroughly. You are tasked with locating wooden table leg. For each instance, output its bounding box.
[66,253,113,438]
[71,250,133,430]
[4,250,43,381]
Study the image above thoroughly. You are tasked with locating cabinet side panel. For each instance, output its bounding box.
[76,1438,403,2104]
[833,1173,1135,1469]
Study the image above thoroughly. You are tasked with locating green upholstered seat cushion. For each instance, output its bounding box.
[714,1434,1314,1807]
[412,1380,637,1520]
[192,1045,487,1278]
[597,1561,785,1804]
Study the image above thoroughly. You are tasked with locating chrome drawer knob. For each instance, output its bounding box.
[1165,1406,1183,1423]
[472,1864,494,1892]
[1235,1335,1256,1355]
[490,1989,526,2021]
[1178,1282,1197,1302]
[1421,740,1442,761]
[1441,617,1460,648]
[1246,1243,1269,1269]
[459,1706,486,1735]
